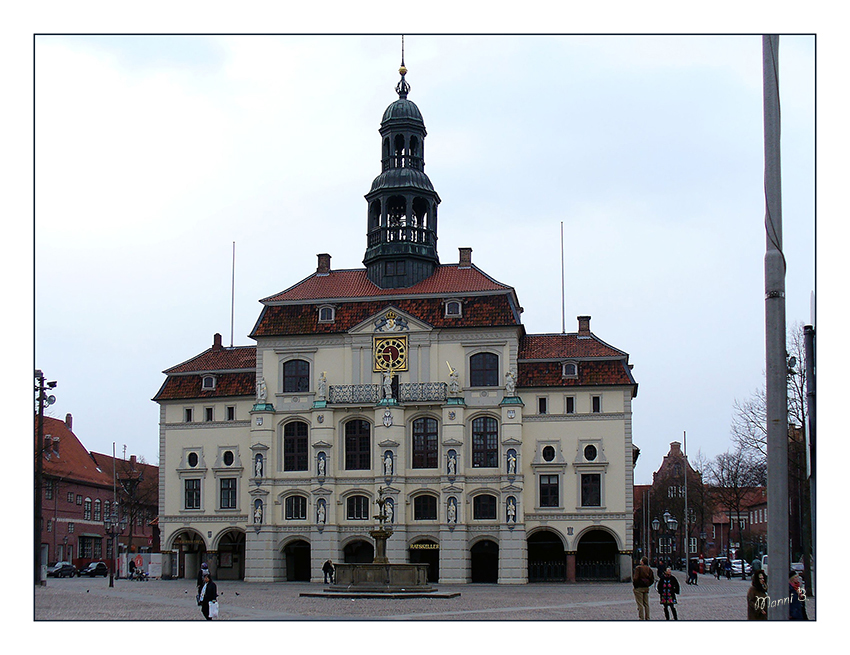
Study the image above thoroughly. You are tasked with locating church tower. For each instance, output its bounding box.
[363,57,440,288]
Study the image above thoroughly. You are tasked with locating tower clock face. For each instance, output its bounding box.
[373,336,408,372]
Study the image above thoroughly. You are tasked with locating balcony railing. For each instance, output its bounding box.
[327,382,447,405]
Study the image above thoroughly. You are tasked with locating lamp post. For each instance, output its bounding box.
[104,510,127,587]
[34,370,57,586]
[666,513,679,569]
[653,512,679,569]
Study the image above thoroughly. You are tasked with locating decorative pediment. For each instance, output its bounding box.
[249,487,270,499]
[442,484,464,493]
[442,438,463,447]
[349,305,433,335]
[502,437,523,446]
[312,440,334,449]
[311,487,333,497]
[250,442,270,453]
[501,483,523,493]
[378,438,400,448]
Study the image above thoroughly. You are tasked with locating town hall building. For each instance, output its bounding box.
[155,59,639,584]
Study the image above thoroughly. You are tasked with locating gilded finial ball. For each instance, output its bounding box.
[399,65,407,75]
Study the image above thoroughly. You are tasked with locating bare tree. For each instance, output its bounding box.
[705,446,763,560]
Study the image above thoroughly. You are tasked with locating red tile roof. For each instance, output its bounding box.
[260,264,512,303]
[163,345,256,375]
[519,333,627,359]
[37,416,113,488]
[153,371,256,401]
[251,294,520,337]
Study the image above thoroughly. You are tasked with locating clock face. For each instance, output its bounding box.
[373,336,408,372]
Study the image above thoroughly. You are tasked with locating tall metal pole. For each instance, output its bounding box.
[35,371,45,586]
[683,431,688,569]
[763,34,789,620]
[804,324,815,596]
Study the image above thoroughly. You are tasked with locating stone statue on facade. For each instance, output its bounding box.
[505,368,517,396]
[253,500,263,524]
[254,453,263,478]
[507,497,516,523]
[317,453,326,477]
[447,361,460,396]
[507,451,517,475]
[447,451,457,476]
[384,451,393,476]
[317,371,328,400]
[256,377,268,402]
[447,498,457,524]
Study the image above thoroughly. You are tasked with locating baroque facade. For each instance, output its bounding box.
[155,60,639,584]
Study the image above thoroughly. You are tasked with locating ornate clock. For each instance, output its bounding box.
[373,335,408,372]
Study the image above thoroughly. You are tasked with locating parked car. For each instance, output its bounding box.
[761,554,807,576]
[80,561,109,577]
[47,562,78,578]
[730,559,752,575]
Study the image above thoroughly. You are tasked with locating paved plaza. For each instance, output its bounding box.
[32,571,815,621]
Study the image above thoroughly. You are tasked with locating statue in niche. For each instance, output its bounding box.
[507,450,517,475]
[447,451,457,476]
[504,369,517,396]
[254,453,263,478]
[317,501,326,525]
[384,451,393,477]
[256,377,268,403]
[447,498,457,524]
[382,370,394,400]
[253,500,263,524]
[507,497,516,523]
[385,499,394,524]
[317,453,326,477]
[317,371,328,400]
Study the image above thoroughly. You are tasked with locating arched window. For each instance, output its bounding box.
[346,494,370,520]
[93,499,102,521]
[83,498,92,520]
[345,420,371,470]
[283,421,309,471]
[283,359,309,393]
[472,416,499,468]
[413,494,438,520]
[470,352,499,387]
[412,417,438,469]
[473,494,498,520]
[284,495,307,520]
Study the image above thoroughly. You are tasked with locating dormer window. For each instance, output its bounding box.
[318,306,335,323]
[445,300,462,318]
[561,361,578,378]
[202,375,216,390]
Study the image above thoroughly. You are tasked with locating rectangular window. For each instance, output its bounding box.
[93,539,102,559]
[689,537,698,554]
[591,395,602,413]
[79,536,93,559]
[184,408,194,423]
[226,406,236,421]
[537,397,548,414]
[413,495,438,520]
[344,420,371,471]
[346,496,370,520]
[565,396,575,414]
[76,494,83,505]
[581,473,601,507]
[472,417,499,468]
[47,519,52,533]
[412,417,438,469]
[285,495,307,520]
[45,480,54,500]
[284,421,310,471]
[220,478,237,509]
[68,522,75,533]
[540,474,559,507]
[67,491,74,503]
[185,479,201,510]
[205,407,214,422]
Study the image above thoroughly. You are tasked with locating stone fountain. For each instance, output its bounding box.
[301,488,459,598]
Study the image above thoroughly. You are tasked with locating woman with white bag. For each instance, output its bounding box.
[198,572,219,620]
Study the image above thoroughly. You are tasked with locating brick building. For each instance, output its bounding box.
[38,414,159,572]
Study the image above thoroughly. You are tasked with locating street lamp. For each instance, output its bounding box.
[104,510,127,587]
[35,370,57,586]
[653,512,679,568]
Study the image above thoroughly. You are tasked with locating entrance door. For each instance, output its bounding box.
[283,540,311,581]
[408,541,439,582]
[527,530,566,582]
[470,539,499,583]
[217,530,246,580]
[575,529,618,580]
[343,539,374,563]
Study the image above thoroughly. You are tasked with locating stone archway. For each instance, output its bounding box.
[282,539,311,581]
[343,539,374,564]
[575,528,619,580]
[470,539,499,583]
[169,530,206,580]
[215,530,246,581]
[527,529,566,582]
[408,539,439,583]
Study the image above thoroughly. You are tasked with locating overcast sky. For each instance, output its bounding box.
[32,34,815,484]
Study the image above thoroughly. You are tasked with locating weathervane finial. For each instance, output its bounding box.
[396,35,410,99]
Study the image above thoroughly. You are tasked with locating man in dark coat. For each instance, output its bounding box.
[632,556,655,620]
[199,572,218,620]
[322,559,335,584]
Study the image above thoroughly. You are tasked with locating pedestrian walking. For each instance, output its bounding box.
[198,572,218,620]
[724,558,732,580]
[632,556,655,620]
[747,570,768,620]
[197,562,209,597]
[686,558,698,585]
[789,572,808,620]
[656,567,680,620]
[322,558,335,584]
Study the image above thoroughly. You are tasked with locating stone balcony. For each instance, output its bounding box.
[327,382,447,405]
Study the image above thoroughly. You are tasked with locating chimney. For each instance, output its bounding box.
[212,333,223,351]
[670,441,682,455]
[317,253,331,275]
[577,315,591,336]
[130,455,137,468]
[53,436,59,455]
[458,247,472,268]
[65,413,73,431]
